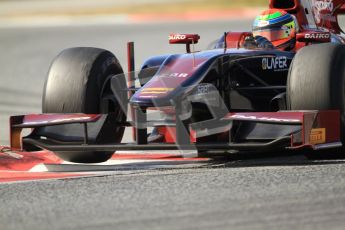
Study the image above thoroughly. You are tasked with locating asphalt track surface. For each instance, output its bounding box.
[2,20,345,230]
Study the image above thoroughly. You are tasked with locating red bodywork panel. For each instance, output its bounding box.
[225,32,252,49]
[10,114,101,150]
[12,114,101,127]
[299,110,341,148]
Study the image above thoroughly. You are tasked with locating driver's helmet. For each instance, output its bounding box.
[252,9,297,50]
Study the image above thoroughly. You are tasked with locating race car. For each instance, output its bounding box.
[8,0,345,163]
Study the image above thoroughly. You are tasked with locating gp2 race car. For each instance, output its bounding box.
[7,0,345,163]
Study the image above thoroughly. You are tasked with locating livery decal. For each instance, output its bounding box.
[310,128,326,144]
[262,56,288,72]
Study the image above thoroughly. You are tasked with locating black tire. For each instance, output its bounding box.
[42,47,126,163]
[287,43,345,156]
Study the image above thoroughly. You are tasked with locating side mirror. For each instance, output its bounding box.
[296,31,331,43]
[169,33,200,53]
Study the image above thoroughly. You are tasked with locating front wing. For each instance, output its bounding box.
[7,110,342,155]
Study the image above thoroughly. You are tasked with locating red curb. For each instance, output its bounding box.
[0,172,87,183]
[0,147,209,183]
[0,147,85,182]
[0,150,62,171]
[128,8,262,23]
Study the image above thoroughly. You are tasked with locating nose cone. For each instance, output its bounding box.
[130,51,219,107]
[130,76,182,107]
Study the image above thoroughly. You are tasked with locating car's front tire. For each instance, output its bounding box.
[287,43,345,157]
[42,47,127,163]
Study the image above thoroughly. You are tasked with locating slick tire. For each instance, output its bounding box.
[42,47,126,163]
[287,43,345,154]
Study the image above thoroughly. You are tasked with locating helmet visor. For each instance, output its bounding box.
[253,29,291,42]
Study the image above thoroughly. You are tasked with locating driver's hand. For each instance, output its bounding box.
[243,35,258,49]
[254,36,275,49]
[243,35,275,49]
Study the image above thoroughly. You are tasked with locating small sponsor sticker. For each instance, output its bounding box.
[169,34,187,40]
[258,20,269,27]
[305,33,330,39]
[262,56,288,72]
[310,128,326,145]
[160,72,189,78]
[197,85,210,94]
